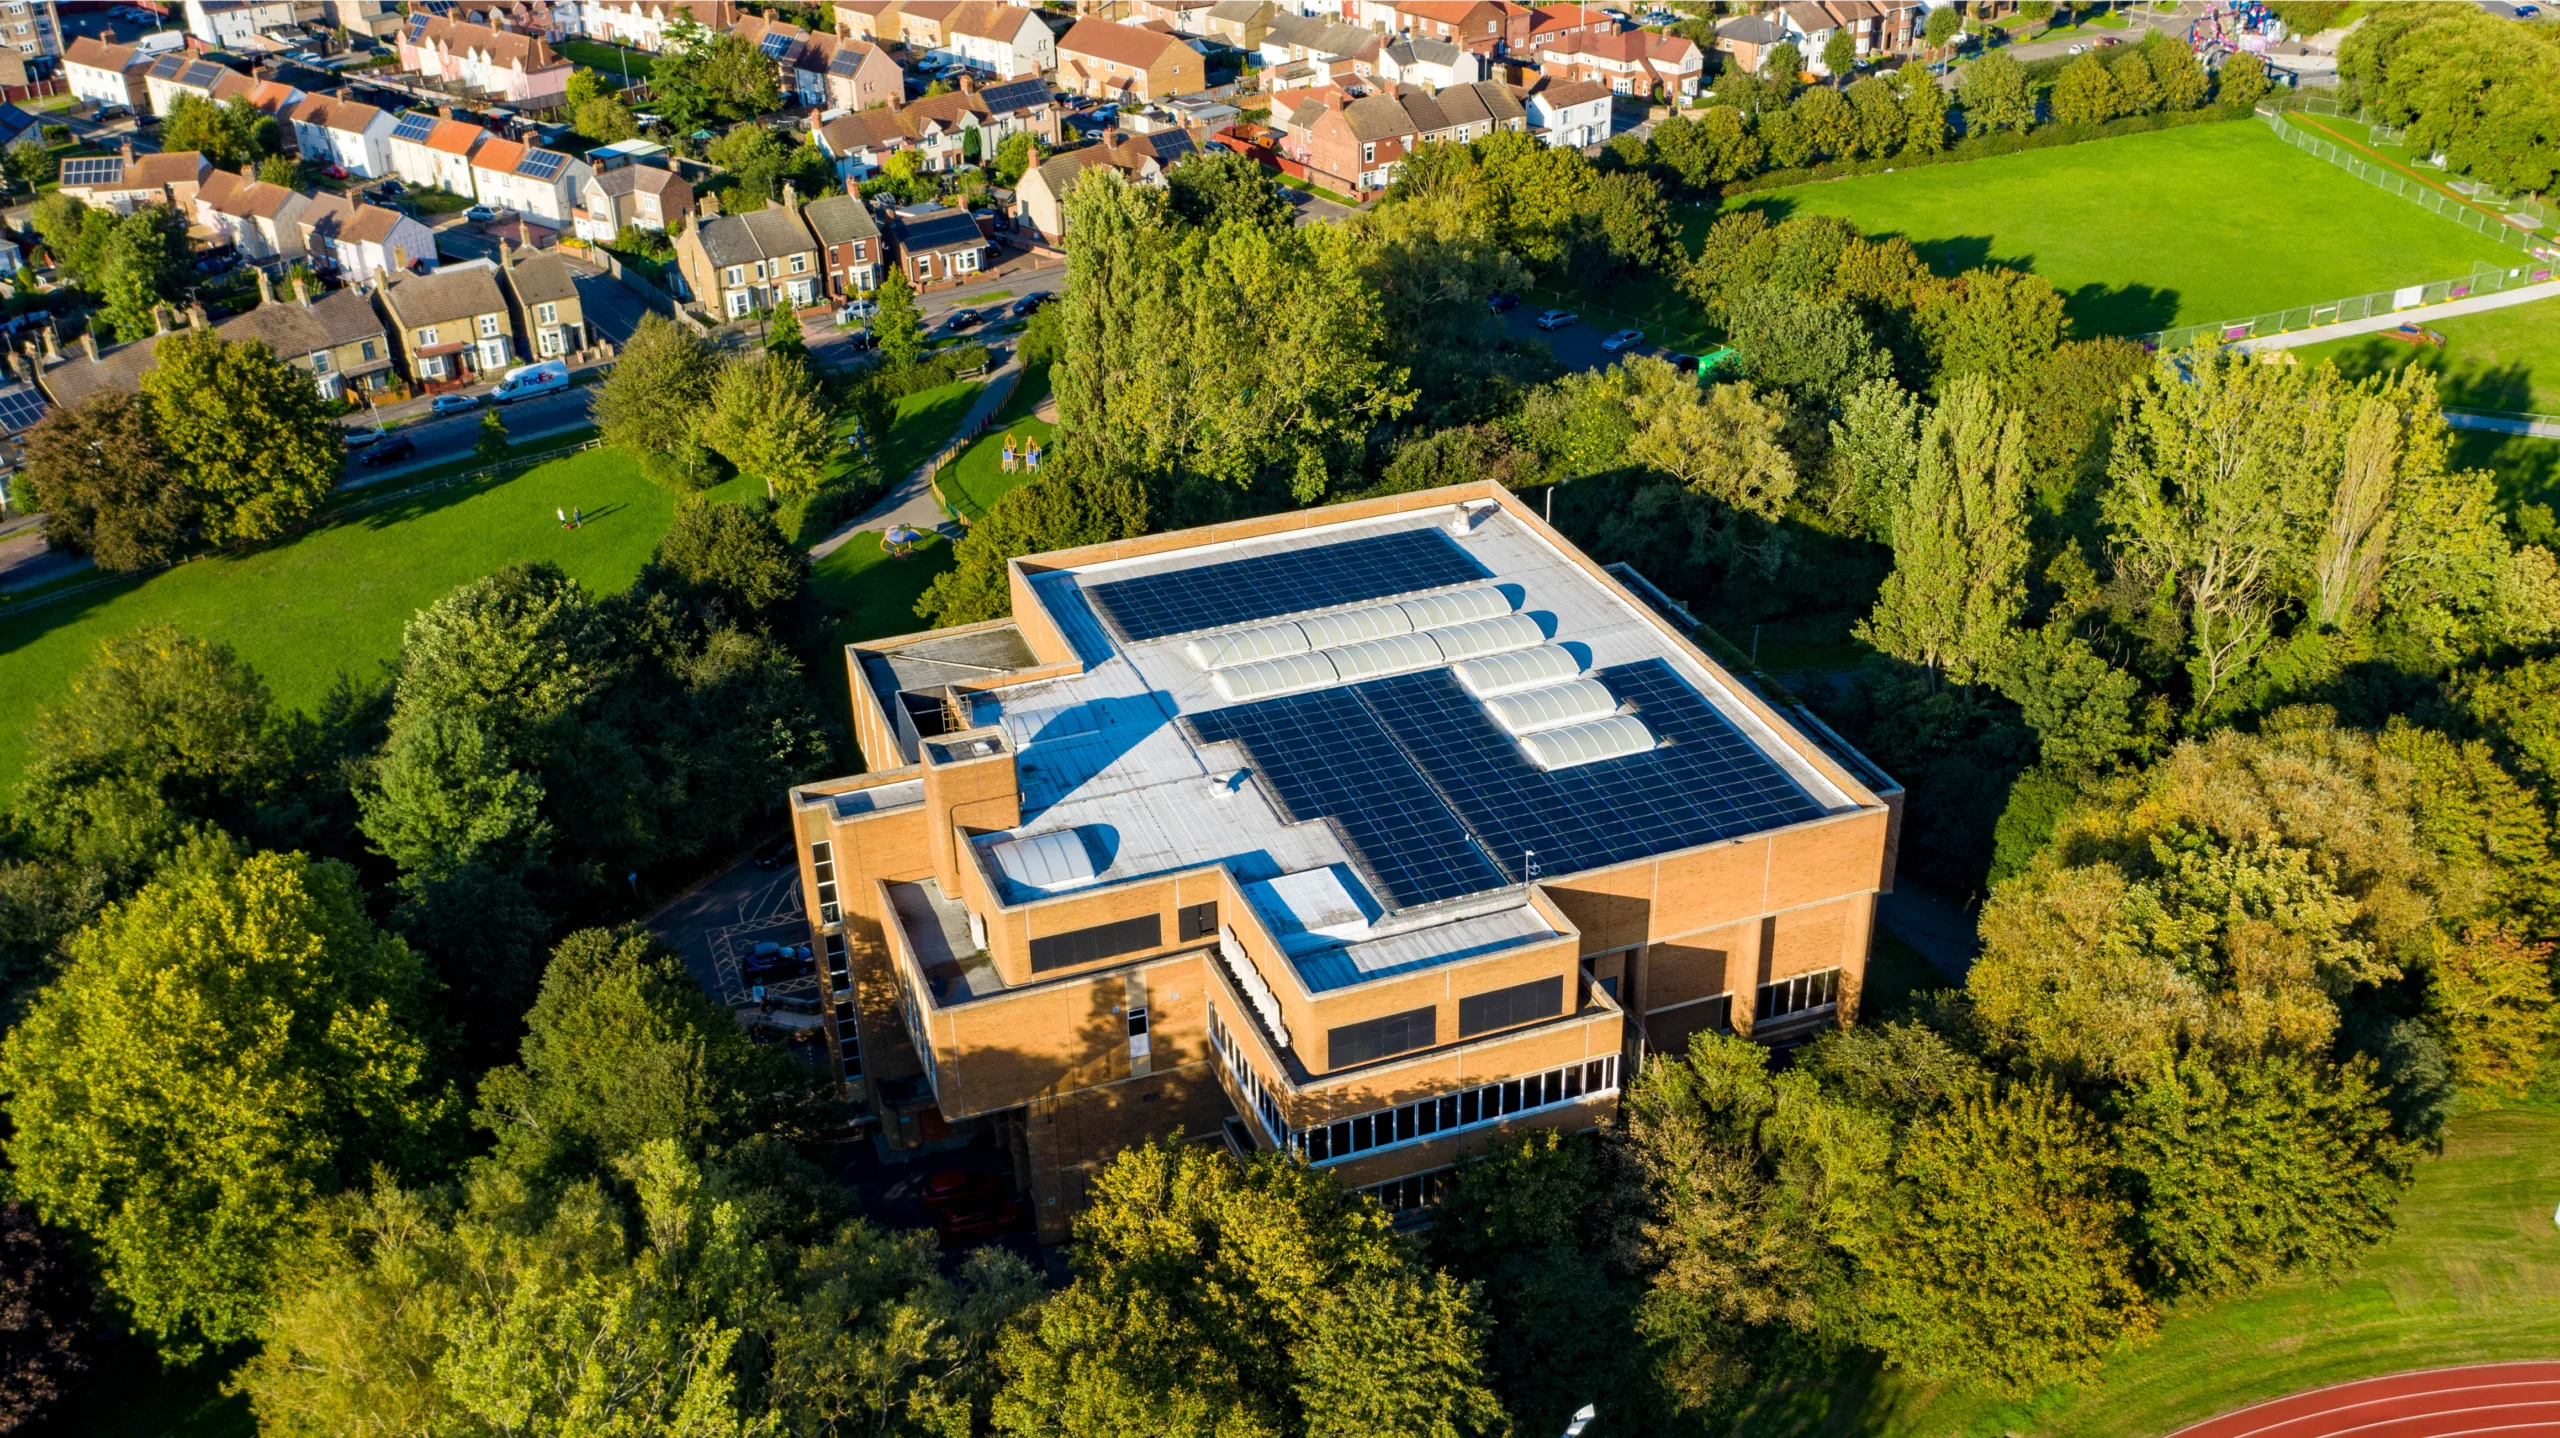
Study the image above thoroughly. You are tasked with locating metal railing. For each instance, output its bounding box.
[2142,260,2559,350]
[2259,109,2558,246]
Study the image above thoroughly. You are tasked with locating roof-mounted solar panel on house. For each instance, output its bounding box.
[391,111,440,143]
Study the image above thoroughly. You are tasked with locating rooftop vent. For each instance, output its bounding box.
[1395,586,1510,631]
[1454,644,1583,697]
[1185,622,1312,671]
[1485,678,1620,736]
[1212,649,1340,702]
[1430,612,1546,663]
[1520,714,1657,771]
[986,829,1099,893]
[1297,603,1415,650]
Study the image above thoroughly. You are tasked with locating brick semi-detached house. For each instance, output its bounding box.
[1281,79,1521,195]
[1056,17,1206,103]
[791,482,1899,1238]
[1537,27,1703,100]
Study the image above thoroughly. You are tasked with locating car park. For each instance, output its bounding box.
[1533,308,1577,330]
[357,434,415,466]
[1488,291,1520,313]
[1600,328,1644,353]
[429,391,482,416]
[743,941,814,981]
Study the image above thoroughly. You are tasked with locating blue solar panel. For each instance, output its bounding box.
[1187,659,1826,908]
[760,31,794,57]
[517,149,564,180]
[391,111,439,142]
[59,156,123,186]
[1087,528,1490,643]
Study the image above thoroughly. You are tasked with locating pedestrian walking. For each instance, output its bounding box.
[556,507,567,528]
[572,506,584,528]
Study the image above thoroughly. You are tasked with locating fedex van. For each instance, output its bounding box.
[492,359,569,403]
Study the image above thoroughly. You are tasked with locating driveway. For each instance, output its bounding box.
[1283,188,1358,227]
[1501,309,1674,373]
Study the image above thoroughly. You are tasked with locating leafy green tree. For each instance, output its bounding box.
[764,299,807,359]
[2338,4,2559,192]
[1858,376,2032,685]
[0,846,453,1356]
[1958,51,2036,132]
[1916,266,2068,400]
[2423,924,2558,1097]
[1651,106,1764,187]
[15,626,283,883]
[1859,1082,2153,1395]
[640,495,815,638]
[359,710,549,881]
[705,121,825,203]
[702,349,833,500]
[573,89,640,144]
[650,15,781,129]
[2143,30,2211,110]
[992,1138,1507,1438]
[1823,377,1921,539]
[2217,49,2272,108]
[1721,283,1894,409]
[138,329,339,544]
[1822,28,1855,81]
[917,448,1149,626]
[1762,39,1803,88]
[992,129,1037,186]
[16,392,192,573]
[472,406,509,463]
[1924,6,1962,49]
[594,311,722,487]
[2108,47,2160,115]
[871,265,925,370]
[0,135,48,197]
[1625,365,1800,522]
[2049,54,2122,125]
[2118,1050,2407,1297]
[159,94,277,167]
[1894,62,1949,151]
[1992,624,2151,777]
[1167,145,1292,232]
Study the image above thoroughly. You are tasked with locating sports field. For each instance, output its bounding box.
[1710,121,2517,337]
[2292,293,2560,418]
[1732,1105,2560,1438]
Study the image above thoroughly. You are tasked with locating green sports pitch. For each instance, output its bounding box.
[1704,120,2519,338]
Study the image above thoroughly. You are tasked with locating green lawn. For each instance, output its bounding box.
[2453,431,2560,519]
[1708,121,2518,336]
[2290,294,2560,417]
[560,38,654,84]
[1734,1105,2560,1438]
[811,530,957,650]
[938,368,1054,521]
[865,380,982,493]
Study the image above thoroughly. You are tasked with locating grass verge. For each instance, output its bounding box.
[811,530,957,650]
[2290,294,2560,418]
[937,367,1054,520]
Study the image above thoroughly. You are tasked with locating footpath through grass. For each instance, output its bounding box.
[1734,1105,2560,1438]
[1709,121,2516,337]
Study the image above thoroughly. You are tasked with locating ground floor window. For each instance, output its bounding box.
[1355,1166,1454,1221]
[952,249,980,275]
[538,329,562,356]
[727,289,753,318]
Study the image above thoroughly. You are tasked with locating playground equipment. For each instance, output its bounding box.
[2380,324,2446,348]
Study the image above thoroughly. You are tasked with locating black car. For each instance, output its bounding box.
[943,308,981,331]
[1012,291,1051,318]
[742,941,814,982]
[752,835,794,871]
[1487,291,1521,313]
[357,435,415,466]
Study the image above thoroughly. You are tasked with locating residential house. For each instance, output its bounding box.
[833,0,903,42]
[142,52,256,114]
[1379,36,1479,87]
[1257,13,1383,88]
[675,195,823,319]
[1774,0,1925,72]
[63,35,152,112]
[54,146,208,213]
[327,0,406,40]
[0,101,31,150]
[1301,90,1416,194]
[802,190,882,298]
[398,13,573,108]
[287,94,398,178]
[375,258,517,384]
[386,112,487,197]
[974,76,1064,145]
[889,204,988,285]
[577,1,741,51]
[468,138,590,228]
[184,0,293,49]
[194,167,311,262]
[1383,0,1529,56]
[297,191,438,284]
[732,11,833,107]
[1397,75,1523,141]
[1198,0,1274,49]
[1518,3,1613,53]
[1520,74,1608,147]
[812,105,911,181]
[1536,27,1701,99]
[1057,18,1206,102]
[820,33,907,112]
[224,271,398,399]
[0,0,58,68]
[1015,127,1189,243]
[1712,12,1786,73]
[1278,78,1518,192]
[574,155,691,241]
[499,246,584,359]
[1124,0,1213,32]
[945,1,1054,78]
[891,89,985,171]
[890,0,967,54]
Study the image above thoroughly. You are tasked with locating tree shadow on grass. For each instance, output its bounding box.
[2312,340,2539,415]
[2063,280,2180,340]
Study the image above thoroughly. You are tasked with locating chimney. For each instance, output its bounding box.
[79,330,98,361]
[188,303,208,330]
[782,179,797,211]
[699,191,722,218]
[255,267,275,306]
[40,326,58,362]
[393,243,408,272]
[292,273,311,307]
[120,140,133,161]
[437,104,454,118]
[153,304,171,334]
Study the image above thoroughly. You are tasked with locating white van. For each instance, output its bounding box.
[492,359,569,403]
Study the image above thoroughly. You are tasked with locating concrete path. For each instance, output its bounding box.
[2233,278,2560,354]
[2446,409,2560,438]
[807,355,1023,562]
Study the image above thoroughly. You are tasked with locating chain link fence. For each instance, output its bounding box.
[2259,109,2558,244]
[2144,261,2560,351]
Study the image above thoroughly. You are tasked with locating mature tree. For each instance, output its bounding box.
[594,311,722,486]
[705,121,827,203]
[573,87,640,143]
[1821,29,1855,82]
[1167,145,1292,232]
[16,392,192,572]
[640,495,815,636]
[1625,366,1800,521]
[2049,54,2122,125]
[1653,106,1765,187]
[1823,377,1921,539]
[2108,47,2160,115]
[359,710,549,882]
[0,1205,92,1431]
[871,265,925,370]
[764,299,808,360]
[475,927,817,1181]
[2118,1050,2407,1297]
[0,846,452,1355]
[2424,924,2557,1097]
[0,135,47,198]
[992,130,1037,186]
[139,329,339,544]
[1916,266,2067,400]
[992,1138,1507,1438]
[2144,30,2211,110]
[2217,49,2272,108]
[15,626,283,883]
[158,94,276,167]
[1762,40,1804,89]
[1859,376,2032,685]
[376,562,617,751]
[917,448,1148,626]
[1720,283,1894,409]
[1895,62,1949,152]
[703,349,834,500]
[1924,5,1962,48]
[648,15,780,129]
[1860,1082,2153,1395]
[1793,84,1857,161]
[2338,4,2560,193]
[1958,51,2036,132]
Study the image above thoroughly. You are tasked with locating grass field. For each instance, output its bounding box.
[2291,294,2560,418]
[559,38,653,84]
[1733,1105,2560,1438]
[812,530,958,651]
[1709,121,2517,337]
[864,380,981,495]
[938,368,1054,520]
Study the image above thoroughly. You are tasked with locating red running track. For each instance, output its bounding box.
[2165,1363,2560,1438]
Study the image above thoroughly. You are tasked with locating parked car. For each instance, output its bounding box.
[342,426,385,448]
[464,204,496,221]
[835,297,875,325]
[943,307,981,331]
[429,391,482,416]
[931,1190,1021,1241]
[1670,353,1701,374]
[752,835,794,871]
[323,163,348,180]
[840,329,880,351]
[743,941,814,982]
[1533,308,1577,330]
[357,434,415,466]
[1012,290,1051,317]
[1487,290,1520,313]
[93,103,132,122]
[1600,327,1644,353]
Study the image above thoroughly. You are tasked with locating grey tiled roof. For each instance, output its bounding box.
[381,264,509,328]
[695,204,816,267]
[802,192,881,246]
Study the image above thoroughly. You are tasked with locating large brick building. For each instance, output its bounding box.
[789,482,1901,1240]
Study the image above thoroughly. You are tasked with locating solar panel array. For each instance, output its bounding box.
[1188,659,1824,909]
[1087,529,1490,643]
[0,384,48,435]
[59,156,122,187]
[759,31,794,58]
[978,79,1051,113]
[517,148,564,180]
[391,111,439,143]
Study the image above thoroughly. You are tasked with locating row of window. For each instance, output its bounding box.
[810,840,841,925]
[823,932,861,1081]
[1756,967,1841,1025]
[724,254,812,287]
[1356,1165,1455,1220]
[414,314,505,347]
[1209,1003,1292,1148]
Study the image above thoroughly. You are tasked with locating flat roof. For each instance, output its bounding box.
[881,500,1866,997]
